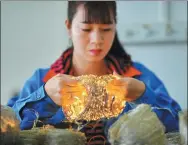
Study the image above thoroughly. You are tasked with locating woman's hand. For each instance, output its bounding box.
[106,72,146,102]
[44,74,86,106]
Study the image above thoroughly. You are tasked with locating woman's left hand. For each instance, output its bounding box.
[106,71,146,102]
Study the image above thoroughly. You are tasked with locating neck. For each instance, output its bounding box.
[72,54,108,76]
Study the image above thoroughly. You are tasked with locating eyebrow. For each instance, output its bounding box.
[80,21,113,24]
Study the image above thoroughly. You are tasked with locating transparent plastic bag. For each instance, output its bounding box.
[179,110,187,145]
[108,104,167,145]
[166,132,181,145]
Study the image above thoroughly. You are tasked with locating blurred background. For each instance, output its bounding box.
[1,1,187,109]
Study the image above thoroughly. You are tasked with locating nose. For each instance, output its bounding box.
[90,30,103,45]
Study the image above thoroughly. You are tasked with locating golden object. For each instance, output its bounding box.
[1,105,20,132]
[61,75,126,122]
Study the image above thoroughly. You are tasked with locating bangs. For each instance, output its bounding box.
[81,2,116,24]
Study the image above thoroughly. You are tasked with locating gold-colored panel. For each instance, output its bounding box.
[61,75,126,122]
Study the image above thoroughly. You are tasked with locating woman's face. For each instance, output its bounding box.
[66,5,116,62]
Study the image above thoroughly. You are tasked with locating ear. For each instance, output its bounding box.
[65,19,72,37]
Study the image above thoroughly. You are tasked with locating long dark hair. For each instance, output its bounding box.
[67,1,132,70]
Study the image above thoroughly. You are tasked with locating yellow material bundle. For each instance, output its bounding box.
[61,74,126,122]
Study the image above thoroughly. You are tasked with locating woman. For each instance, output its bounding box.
[7,1,181,145]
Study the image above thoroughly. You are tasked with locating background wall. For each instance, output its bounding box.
[1,1,187,109]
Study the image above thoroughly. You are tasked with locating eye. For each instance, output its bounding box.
[102,28,112,32]
[82,29,91,32]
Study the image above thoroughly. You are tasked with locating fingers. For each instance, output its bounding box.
[107,89,127,97]
[57,74,87,97]
[106,85,127,93]
[63,76,79,85]
[63,81,82,87]
[57,74,82,86]
[106,81,127,98]
[61,85,86,93]
[112,71,127,86]
[56,73,72,78]
[61,92,85,98]
[111,79,126,86]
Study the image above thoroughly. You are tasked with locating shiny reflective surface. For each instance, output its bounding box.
[61,75,126,122]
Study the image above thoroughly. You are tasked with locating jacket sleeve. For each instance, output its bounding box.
[7,68,65,130]
[104,62,182,136]
[128,62,182,132]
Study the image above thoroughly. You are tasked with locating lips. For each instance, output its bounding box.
[89,49,102,56]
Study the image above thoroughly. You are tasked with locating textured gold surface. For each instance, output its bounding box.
[1,105,20,132]
[61,75,126,122]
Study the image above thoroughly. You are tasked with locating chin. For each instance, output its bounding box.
[86,52,107,62]
[87,56,104,62]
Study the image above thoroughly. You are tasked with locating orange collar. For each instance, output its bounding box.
[123,66,141,77]
[43,66,141,83]
[43,48,142,83]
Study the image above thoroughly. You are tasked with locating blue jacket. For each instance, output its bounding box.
[7,62,181,134]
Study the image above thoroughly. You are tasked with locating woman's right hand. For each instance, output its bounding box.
[44,74,85,106]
